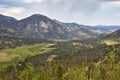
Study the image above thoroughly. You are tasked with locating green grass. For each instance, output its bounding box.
[0,43,55,72]
[1,43,55,61]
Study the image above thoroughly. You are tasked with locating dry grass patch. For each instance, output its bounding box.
[0,52,10,62]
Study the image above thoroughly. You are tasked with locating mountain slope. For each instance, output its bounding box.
[106,30,120,38]
[16,14,72,39]
[0,14,102,40]
[0,14,18,37]
[0,14,17,26]
[54,19,101,39]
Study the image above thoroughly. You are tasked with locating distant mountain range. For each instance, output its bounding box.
[91,25,120,31]
[0,14,120,40]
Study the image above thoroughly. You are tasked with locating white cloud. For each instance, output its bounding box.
[100,1,120,8]
[0,5,24,17]
[114,13,120,17]
[19,0,43,3]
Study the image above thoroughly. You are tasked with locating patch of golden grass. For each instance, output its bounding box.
[102,40,119,46]
[0,52,10,62]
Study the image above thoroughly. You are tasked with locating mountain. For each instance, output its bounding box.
[92,25,120,31]
[106,30,120,38]
[0,14,17,26]
[0,14,103,40]
[54,19,89,29]
[0,14,18,37]
[53,19,102,39]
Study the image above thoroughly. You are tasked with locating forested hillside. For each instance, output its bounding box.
[0,38,120,80]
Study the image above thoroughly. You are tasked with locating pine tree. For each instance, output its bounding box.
[56,65,63,80]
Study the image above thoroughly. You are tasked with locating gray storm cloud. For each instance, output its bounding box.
[0,0,119,20]
[69,0,100,13]
[38,0,102,15]
[42,0,120,14]
[38,0,118,14]
[0,0,119,14]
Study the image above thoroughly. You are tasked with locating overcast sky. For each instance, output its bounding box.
[0,0,120,25]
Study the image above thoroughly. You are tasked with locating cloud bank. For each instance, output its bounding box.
[0,5,24,17]
[0,0,120,25]
[0,0,120,15]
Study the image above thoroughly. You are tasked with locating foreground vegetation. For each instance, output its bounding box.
[0,37,120,80]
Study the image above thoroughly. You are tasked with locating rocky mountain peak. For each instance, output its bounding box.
[19,14,52,23]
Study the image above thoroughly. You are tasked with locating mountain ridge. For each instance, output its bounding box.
[0,14,117,40]
[106,30,120,38]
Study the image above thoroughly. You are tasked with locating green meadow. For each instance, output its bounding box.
[0,43,55,72]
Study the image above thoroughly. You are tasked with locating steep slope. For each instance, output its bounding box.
[100,30,120,46]
[0,14,18,37]
[106,30,120,38]
[0,14,17,26]
[16,14,71,39]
